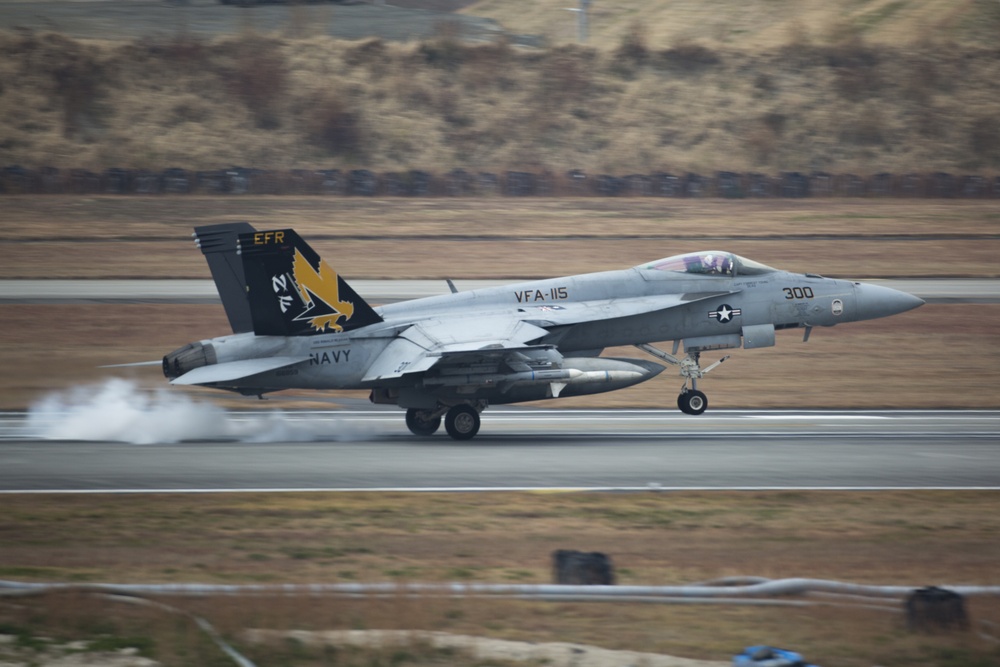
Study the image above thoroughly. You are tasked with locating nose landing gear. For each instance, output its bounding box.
[636,343,729,416]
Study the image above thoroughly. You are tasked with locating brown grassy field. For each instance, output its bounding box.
[1,491,1000,667]
[4,196,999,278]
[464,0,1000,50]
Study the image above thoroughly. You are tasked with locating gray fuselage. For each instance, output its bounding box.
[189,261,914,400]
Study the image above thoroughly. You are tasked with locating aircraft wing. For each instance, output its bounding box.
[518,291,740,326]
[362,316,551,382]
[170,356,311,385]
[361,292,737,383]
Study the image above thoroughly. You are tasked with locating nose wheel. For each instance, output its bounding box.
[678,389,708,415]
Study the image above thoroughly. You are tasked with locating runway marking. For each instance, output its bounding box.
[3,433,998,443]
[747,415,889,420]
[2,486,1000,494]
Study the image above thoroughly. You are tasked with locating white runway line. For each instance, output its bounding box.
[3,486,1000,494]
[4,409,1000,442]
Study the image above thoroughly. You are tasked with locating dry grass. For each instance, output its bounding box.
[3,490,998,585]
[1,14,999,173]
[3,196,999,279]
[6,237,998,280]
[5,196,1000,241]
[1,491,999,666]
[463,0,1000,50]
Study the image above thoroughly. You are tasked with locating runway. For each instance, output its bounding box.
[3,278,994,492]
[1,409,998,492]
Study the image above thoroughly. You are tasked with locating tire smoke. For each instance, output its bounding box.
[25,379,367,444]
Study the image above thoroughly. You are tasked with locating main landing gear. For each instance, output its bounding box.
[405,408,441,436]
[444,404,480,440]
[405,402,484,440]
[635,343,729,416]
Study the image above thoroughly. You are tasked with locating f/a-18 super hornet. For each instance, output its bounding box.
[160,223,924,440]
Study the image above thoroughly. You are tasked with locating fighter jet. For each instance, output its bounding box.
[161,223,924,440]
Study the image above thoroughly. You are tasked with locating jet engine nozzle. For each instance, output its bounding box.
[162,342,217,380]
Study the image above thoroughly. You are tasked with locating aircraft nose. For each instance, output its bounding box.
[853,282,925,321]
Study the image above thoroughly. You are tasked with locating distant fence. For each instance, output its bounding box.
[2,165,998,198]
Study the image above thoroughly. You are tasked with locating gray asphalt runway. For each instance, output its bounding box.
[2,409,998,491]
[2,279,997,304]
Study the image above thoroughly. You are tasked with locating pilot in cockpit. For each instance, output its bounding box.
[700,253,733,276]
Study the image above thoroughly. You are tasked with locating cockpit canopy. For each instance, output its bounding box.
[636,251,776,277]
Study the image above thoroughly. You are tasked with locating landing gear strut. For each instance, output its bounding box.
[636,343,729,416]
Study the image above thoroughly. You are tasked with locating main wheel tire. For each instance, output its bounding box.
[445,405,481,440]
[684,390,708,415]
[405,408,441,436]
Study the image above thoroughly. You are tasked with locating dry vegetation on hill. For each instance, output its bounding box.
[0,0,998,173]
[465,0,1000,51]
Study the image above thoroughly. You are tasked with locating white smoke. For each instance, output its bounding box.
[25,379,372,444]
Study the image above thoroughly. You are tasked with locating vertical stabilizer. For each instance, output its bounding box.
[237,229,383,336]
[194,222,256,333]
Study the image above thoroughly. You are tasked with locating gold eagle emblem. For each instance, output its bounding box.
[291,248,355,332]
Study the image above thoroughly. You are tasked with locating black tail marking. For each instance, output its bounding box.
[237,229,383,336]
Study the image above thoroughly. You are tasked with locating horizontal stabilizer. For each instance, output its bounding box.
[170,356,310,386]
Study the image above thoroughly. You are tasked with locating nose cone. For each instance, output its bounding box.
[854,282,925,321]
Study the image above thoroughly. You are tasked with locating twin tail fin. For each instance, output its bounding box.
[194,222,256,334]
[236,228,383,336]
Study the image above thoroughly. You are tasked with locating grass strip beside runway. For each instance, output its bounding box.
[0,490,998,666]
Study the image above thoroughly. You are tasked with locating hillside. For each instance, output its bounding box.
[464,0,1000,50]
[0,0,998,174]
